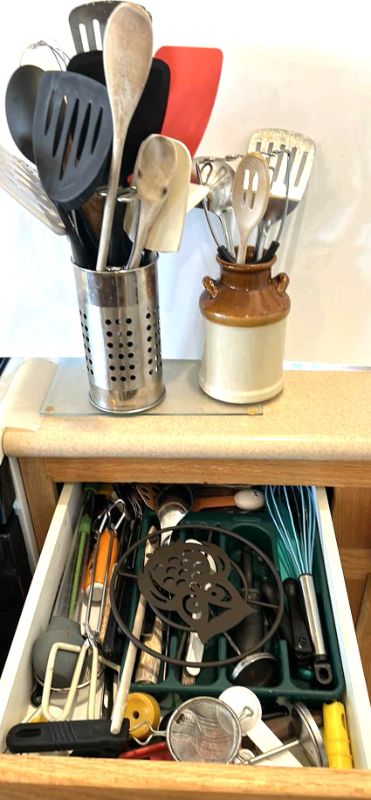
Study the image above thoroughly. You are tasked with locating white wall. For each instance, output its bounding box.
[1,0,371,364]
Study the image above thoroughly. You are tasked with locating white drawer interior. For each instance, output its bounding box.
[0,484,83,749]
[315,488,371,768]
[0,483,369,768]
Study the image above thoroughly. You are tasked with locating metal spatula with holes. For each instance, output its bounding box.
[0,145,65,234]
[69,1,121,53]
[248,128,315,261]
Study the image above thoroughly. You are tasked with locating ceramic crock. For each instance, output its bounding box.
[199,250,290,404]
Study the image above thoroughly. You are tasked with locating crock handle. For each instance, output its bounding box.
[202,276,219,298]
[273,272,289,295]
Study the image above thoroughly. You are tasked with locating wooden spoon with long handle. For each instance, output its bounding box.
[232,152,270,264]
[96,3,153,272]
[126,134,177,269]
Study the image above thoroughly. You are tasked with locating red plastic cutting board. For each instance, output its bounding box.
[154,46,223,156]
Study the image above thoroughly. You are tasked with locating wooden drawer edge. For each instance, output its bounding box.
[0,756,370,800]
[21,455,371,487]
[0,485,370,799]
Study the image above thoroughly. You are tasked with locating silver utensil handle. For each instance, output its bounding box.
[299,574,326,657]
[219,208,234,253]
[255,218,273,261]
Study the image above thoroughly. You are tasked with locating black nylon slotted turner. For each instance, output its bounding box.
[32,70,113,210]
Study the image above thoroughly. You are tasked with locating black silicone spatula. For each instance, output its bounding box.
[32,70,113,209]
[108,57,170,266]
[67,53,170,182]
[67,49,106,83]
[67,51,170,266]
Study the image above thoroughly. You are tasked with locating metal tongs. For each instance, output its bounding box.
[41,499,126,721]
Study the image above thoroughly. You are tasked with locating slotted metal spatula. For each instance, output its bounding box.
[248,128,315,260]
[69,1,121,53]
[0,144,65,234]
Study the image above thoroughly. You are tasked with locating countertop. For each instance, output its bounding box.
[2,359,371,462]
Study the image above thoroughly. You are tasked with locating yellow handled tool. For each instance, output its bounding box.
[323,701,353,769]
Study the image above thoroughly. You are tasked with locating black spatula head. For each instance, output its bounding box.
[121,57,170,180]
[5,65,44,162]
[67,49,105,84]
[112,57,170,266]
[32,70,112,209]
[67,53,170,182]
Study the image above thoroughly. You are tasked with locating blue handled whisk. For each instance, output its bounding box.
[265,485,333,686]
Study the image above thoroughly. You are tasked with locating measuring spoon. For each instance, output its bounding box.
[219,686,302,767]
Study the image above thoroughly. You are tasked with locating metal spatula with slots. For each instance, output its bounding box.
[69,1,121,53]
[248,128,315,261]
[0,145,65,234]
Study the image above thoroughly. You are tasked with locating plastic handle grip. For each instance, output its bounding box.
[7,719,130,756]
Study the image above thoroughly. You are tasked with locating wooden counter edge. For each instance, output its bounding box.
[0,756,370,800]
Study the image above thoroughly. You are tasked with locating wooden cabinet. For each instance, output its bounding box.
[1,365,371,798]
[0,466,370,799]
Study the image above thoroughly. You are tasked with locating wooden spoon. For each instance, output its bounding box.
[96,3,153,272]
[124,137,192,253]
[232,152,270,264]
[126,134,177,269]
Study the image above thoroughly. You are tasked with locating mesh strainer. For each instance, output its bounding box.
[131,696,243,763]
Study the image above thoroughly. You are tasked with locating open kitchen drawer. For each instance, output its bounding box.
[0,483,370,800]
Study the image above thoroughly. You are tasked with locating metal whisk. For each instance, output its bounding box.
[265,486,333,686]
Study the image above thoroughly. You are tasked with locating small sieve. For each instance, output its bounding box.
[130,696,249,763]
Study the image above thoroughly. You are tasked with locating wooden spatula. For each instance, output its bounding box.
[232,152,270,264]
[96,3,153,272]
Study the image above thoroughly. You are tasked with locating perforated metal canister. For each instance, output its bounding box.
[74,260,164,414]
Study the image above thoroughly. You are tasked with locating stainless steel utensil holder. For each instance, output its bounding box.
[74,260,164,414]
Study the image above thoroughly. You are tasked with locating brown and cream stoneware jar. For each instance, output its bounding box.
[199,250,290,403]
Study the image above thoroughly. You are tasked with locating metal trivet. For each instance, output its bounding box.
[110,524,284,669]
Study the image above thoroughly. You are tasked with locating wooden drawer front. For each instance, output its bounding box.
[0,483,370,800]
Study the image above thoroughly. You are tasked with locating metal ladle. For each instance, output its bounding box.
[200,159,236,253]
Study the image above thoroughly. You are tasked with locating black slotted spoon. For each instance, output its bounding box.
[32,70,113,211]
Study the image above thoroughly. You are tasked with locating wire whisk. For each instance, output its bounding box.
[265,485,316,578]
[265,485,333,686]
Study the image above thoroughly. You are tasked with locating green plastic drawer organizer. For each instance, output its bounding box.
[127,507,344,708]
